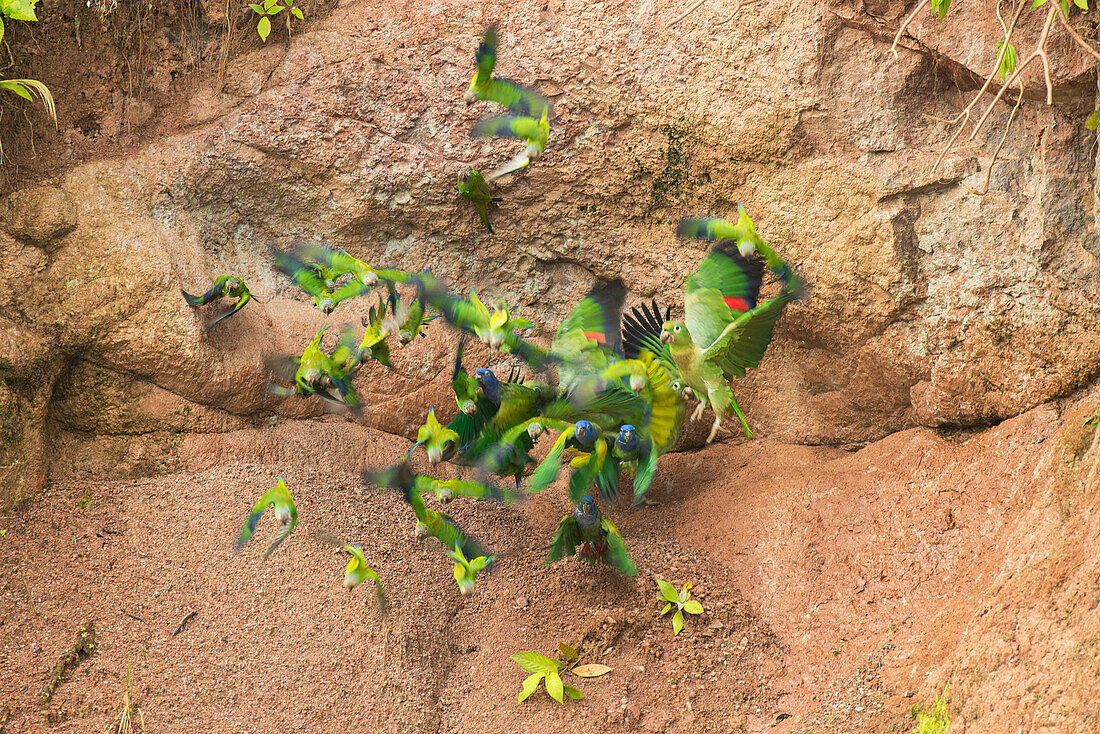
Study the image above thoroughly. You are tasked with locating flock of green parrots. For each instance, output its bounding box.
[181,26,804,599]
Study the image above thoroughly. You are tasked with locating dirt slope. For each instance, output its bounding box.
[3,386,1099,732]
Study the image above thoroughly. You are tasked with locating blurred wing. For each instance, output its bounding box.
[545,515,582,563]
[472,115,540,140]
[483,78,550,118]
[207,291,251,327]
[181,275,227,306]
[700,283,799,379]
[600,517,637,577]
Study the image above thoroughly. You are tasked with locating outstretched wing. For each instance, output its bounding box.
[621,299,678,376]
[472,115,541,141]
[545,515,583,564]
[181,275,230,306]
[699,274,802,379]
[600,517,637,577]
[684,243,764,350]
[207,290,251,327]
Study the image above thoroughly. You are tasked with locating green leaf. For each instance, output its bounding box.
[0,16,5,44]
[660,602,672,616]
[656,578,679,603]
[1060,0,1071,15]
[1032,0,1049,7]
[291,6,303,19]
[673,609,684,635]
[518,673,543,703]
[572,663,613,678]
[683,599,704,615]
[996,41,1017,79]
[678,588,689,604]
[0,0,39,22]
[267,4,284,14]
[247,3,263,11]
[559,642,578,660]
[1088,110,1100,130]
[930,0,950,19]
[0,80,29,100]
[511,652,558,675]
[545,670,564,703]
[257,15,271,40]
[563,685,585,700]
[1075,0,1088,8]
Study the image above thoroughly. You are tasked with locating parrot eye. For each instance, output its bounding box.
[674,326,681,332]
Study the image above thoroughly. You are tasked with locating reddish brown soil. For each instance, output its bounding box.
[2,390,1099,732]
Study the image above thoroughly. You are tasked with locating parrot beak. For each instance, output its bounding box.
[526,143,541,160]
[363,271,379,286]
[438,487,453,503]
[414,522,429,539]
[629,375,645,393]
[463,88,478,103]
[427,446,443,464]
[738,240,756,257]
[320,299,336,314]
[660,329,671,343]
[343,575,358,589]
[399,331,413,345]
[488,333,504,350]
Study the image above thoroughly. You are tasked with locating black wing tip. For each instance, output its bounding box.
[676,216,712,240]
[181,289,202,306]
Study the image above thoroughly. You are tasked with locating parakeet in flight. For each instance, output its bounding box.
[370,462,496,552]
[341,544,385,596]
[457,169,503,233]
[448,543,494,596]
[235,476,298,561]
[463,24,550,117]
[632,206,803,443]
[181,274,253,327]
[272,247,373,314]
[473,104,550,181]
[545,495,636,576]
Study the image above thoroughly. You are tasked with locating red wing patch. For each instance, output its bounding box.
[583,331,606,343]
[723,296,752,313]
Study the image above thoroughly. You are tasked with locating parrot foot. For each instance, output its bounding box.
[706,417,721,444]
[690,402,707,423]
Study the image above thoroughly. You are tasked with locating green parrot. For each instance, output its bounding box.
[371,462,496,551]
[266,327,363,416]
[181,274,253,327]
[413,407,462,465]
[272,247,374,314]
[297,243,412,289]
[330,298,392,373]
[235,476,297,561]
[457,169,503,233]
[463,24,550,117]
[545,495,636,576]
[473,104,550,181]
[341,544,384,596]
[639,206,803,442]
[447,543,495,596]
[413,274,541,360]
[381,280,438,345]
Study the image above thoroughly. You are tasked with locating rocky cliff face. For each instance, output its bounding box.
[2,0,1099,505]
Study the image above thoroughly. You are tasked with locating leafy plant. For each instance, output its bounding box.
[656,577,703,635]
[995,40,1018,78]
[248,0,304,42]
[511,651,584,704]
[108,664,145,734]
[0,0,56,131]
[910,685,950,734]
